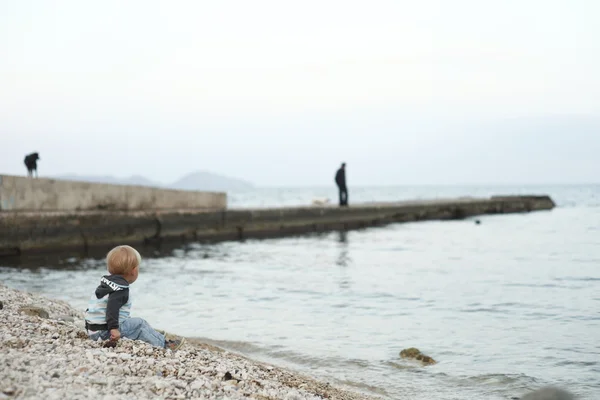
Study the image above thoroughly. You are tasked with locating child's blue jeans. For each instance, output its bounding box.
[88,317,165,348]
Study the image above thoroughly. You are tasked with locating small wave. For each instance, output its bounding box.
[384,361,427,371]
[555,276,600,282]
[332,303,350,308]
[167,267,231,276]
[353,305,376,311]
[192,337,281,354]
[283,288,323,296]
[464,373,539,386]
[563,314,600,321]
[543,346,600,356]
[460,307,508,314]
[522,312,559,318]
[492,302,525,307]
[388,246,406,252]
[503,282,577,289]
[554,360,598,367]
[333,379,390,396]
[400,296,421,301]
[248,296,280,302]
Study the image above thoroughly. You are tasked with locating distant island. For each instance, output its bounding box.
[54,171,255,192]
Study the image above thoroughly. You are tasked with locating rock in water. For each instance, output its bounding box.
[399,347,436,365]
[18,306,49,319]
[415,354,435,364]
[399,348,421,358]
[521,387,574,400]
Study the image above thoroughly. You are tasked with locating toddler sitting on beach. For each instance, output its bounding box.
[84,245,184,351]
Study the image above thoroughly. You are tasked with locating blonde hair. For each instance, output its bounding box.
[106,245,141,275]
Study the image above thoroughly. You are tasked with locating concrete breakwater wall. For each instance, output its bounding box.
[0,195,555,256]
[0,175,226,211]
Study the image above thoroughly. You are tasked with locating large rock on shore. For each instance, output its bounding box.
[18,306,50,319]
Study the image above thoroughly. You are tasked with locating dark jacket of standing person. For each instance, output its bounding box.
[335,164,346,189]
[335,163,348,206]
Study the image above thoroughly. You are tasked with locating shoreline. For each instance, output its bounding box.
[0,283,380,400]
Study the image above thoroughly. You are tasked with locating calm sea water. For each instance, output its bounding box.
[1,185,599,399]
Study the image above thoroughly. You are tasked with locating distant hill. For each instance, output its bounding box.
[54,171,254,192]
[170,171,254,191]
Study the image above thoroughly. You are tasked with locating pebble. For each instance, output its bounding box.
[74,366,89,375]
[55,315,75,323]
[91,377,108,386]
[173,380,187,389]
[190,380,204,390]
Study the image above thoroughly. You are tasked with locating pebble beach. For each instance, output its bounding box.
[0,283,377,400]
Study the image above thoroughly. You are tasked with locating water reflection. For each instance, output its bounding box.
[336,230,352,289]
[336,230,350,267]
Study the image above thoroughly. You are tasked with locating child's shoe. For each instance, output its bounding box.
[165,337,185,351]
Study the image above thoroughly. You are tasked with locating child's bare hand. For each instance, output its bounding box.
[109,329,121,341]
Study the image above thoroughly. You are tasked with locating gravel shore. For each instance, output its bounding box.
[0,283,378,400]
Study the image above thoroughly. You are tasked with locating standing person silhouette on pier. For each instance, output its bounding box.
[24,152,40,178]
[335,162,348,207]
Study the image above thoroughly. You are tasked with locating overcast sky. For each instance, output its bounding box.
[1,0,598,186]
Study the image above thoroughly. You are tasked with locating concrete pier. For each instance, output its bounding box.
[0,194,555,257]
